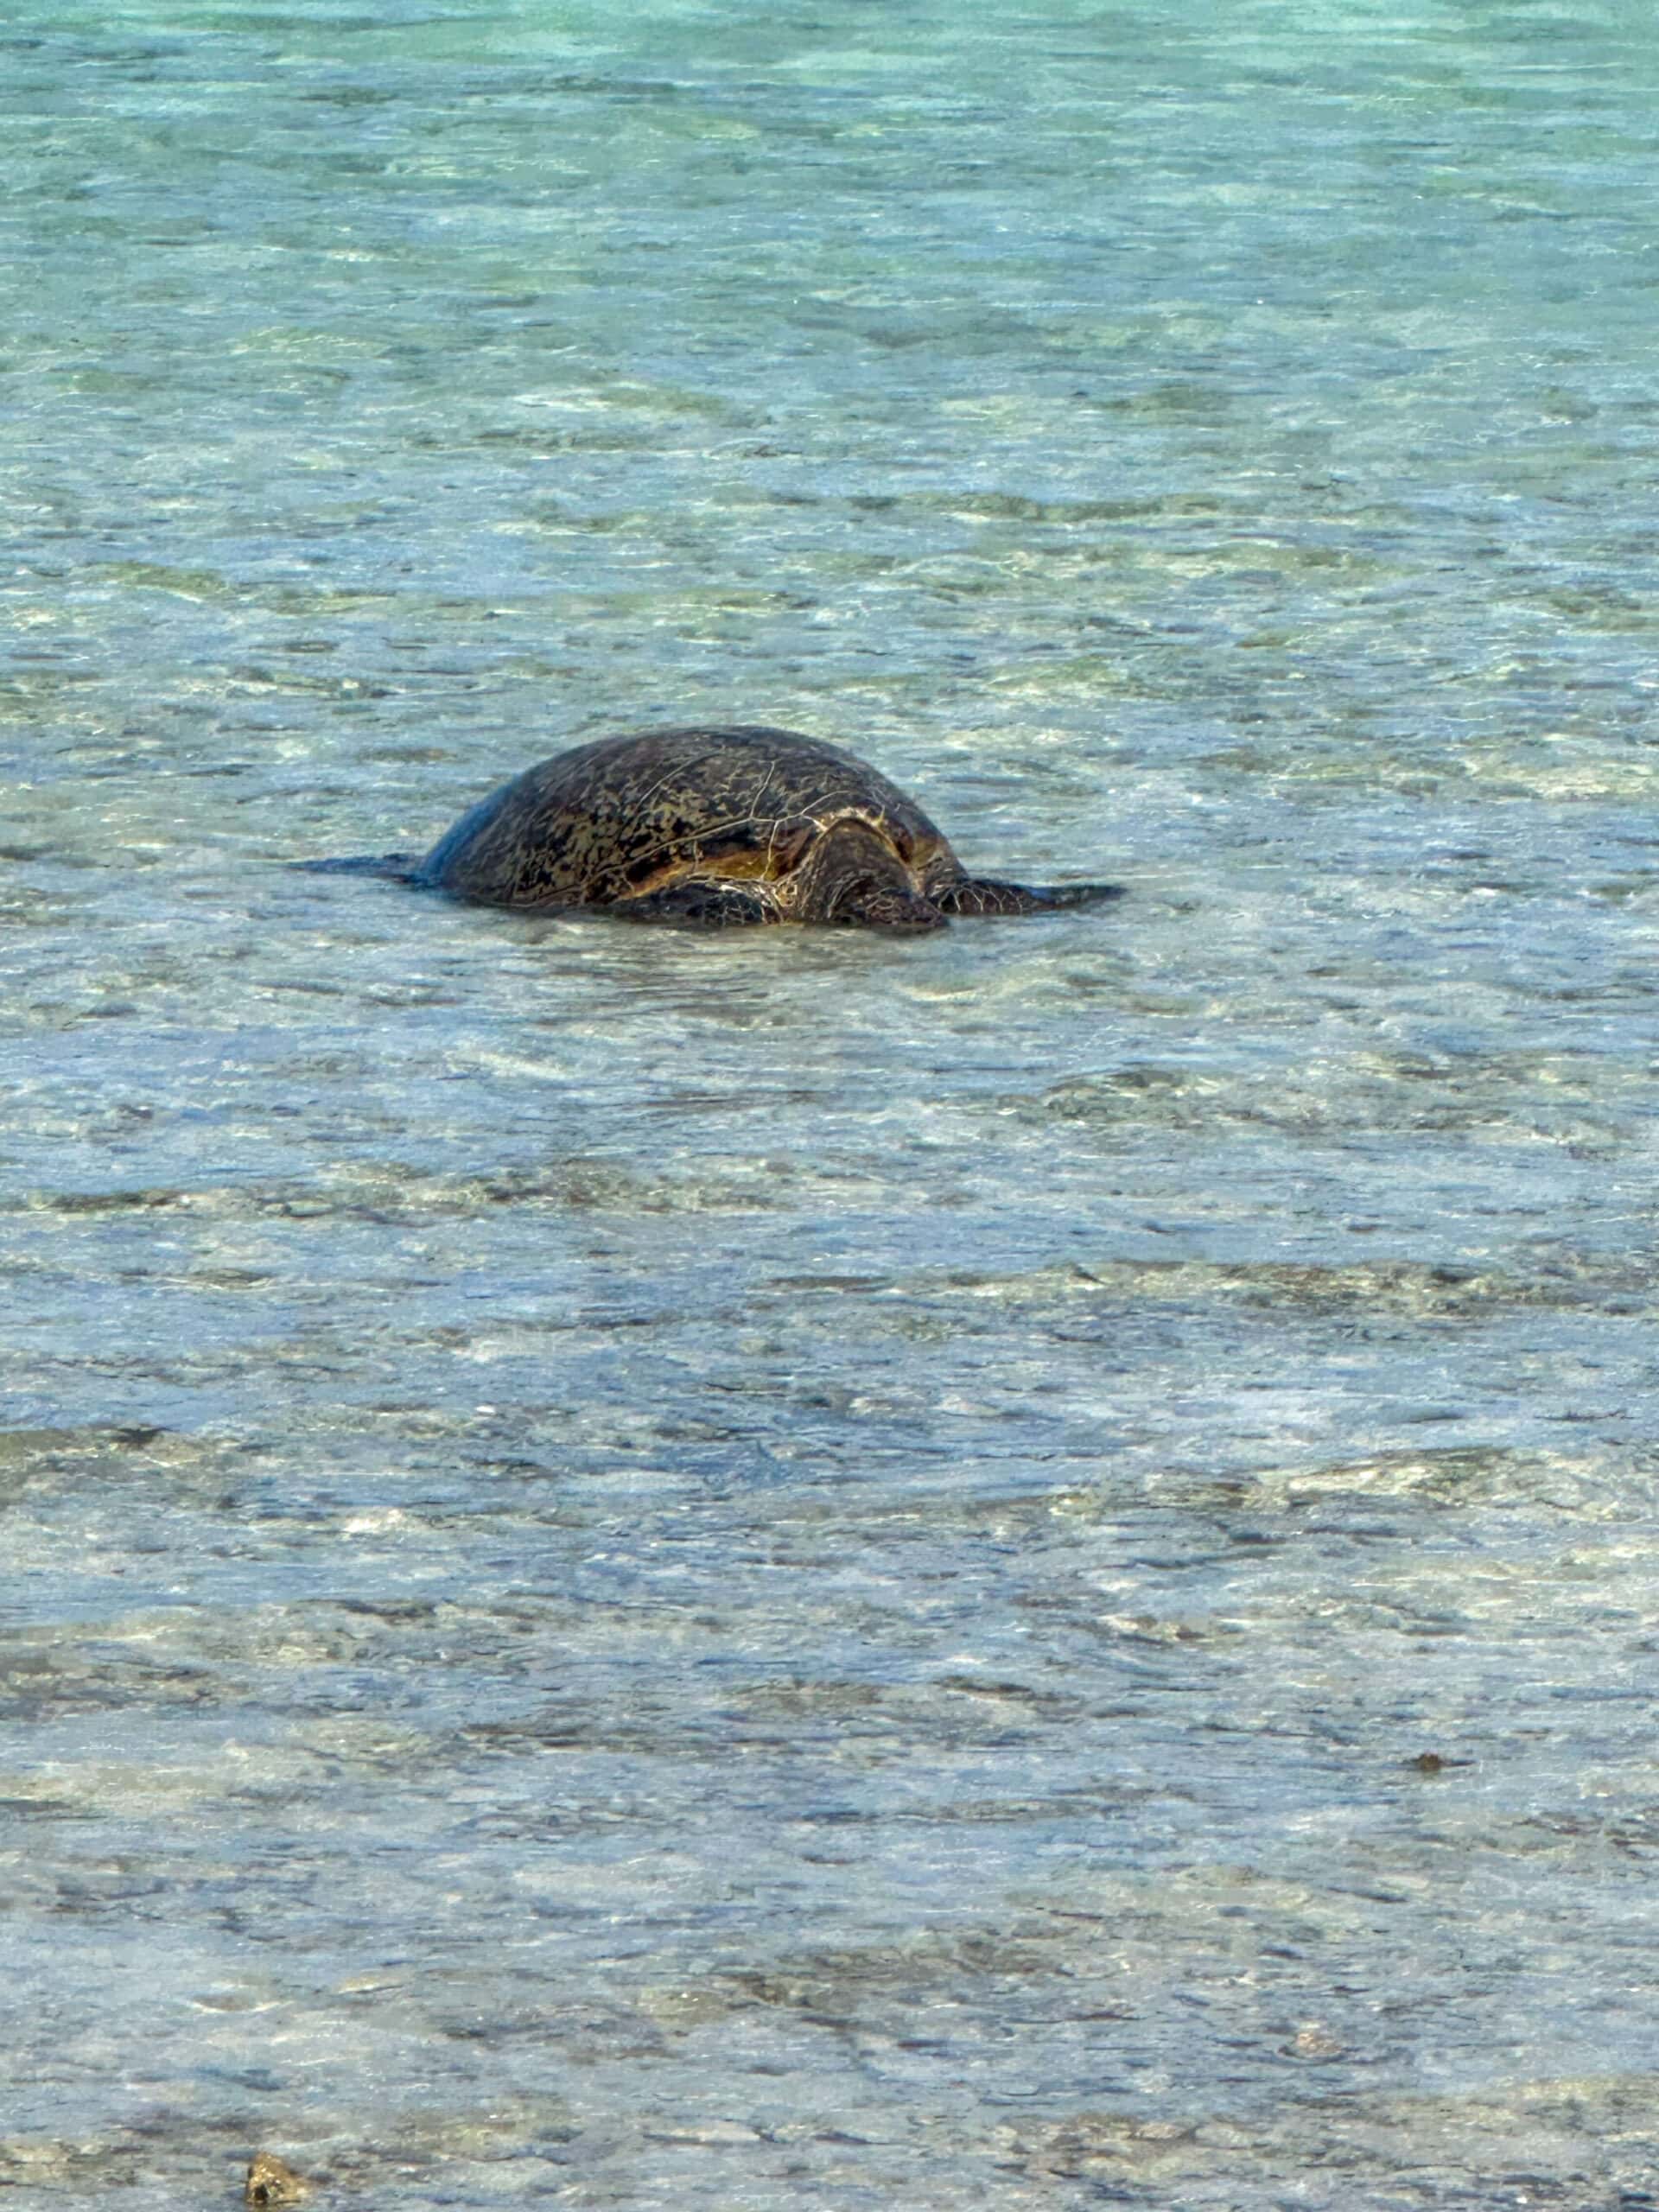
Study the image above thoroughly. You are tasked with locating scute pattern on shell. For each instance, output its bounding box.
[416,725,949,912]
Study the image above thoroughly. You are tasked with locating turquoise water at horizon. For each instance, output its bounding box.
[5,6,1659,2207]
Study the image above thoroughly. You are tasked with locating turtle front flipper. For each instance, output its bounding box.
[295,852,423,882]
[612,881,776,927]
[931,874,1123,916]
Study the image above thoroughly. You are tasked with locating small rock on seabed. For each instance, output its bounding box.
[245,2152,308,2205]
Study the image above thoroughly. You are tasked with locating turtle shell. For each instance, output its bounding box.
[416,724,951,911]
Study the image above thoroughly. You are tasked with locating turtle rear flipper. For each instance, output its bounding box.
[932,874,1123,916]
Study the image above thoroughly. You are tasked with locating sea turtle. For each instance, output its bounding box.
[317,724,1120,933]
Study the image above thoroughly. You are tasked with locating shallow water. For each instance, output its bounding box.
[6,3,1659,2206]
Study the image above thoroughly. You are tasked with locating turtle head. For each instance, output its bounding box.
[788,817,948,933]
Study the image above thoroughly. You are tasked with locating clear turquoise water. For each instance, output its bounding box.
[5,4,1659,2206]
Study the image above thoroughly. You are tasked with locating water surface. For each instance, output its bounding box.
[5,3,1659,2205]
